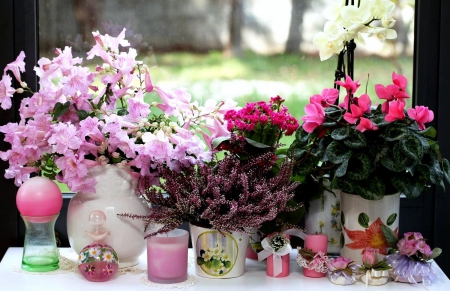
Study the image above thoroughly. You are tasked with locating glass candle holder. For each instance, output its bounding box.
[147,229,189,284]
[21,214,60,272]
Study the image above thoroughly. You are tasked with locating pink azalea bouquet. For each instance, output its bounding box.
[0,28,235,192]
[289,72,450,200]
[382,230,441,284]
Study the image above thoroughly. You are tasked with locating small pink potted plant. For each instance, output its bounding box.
[326,256,359,285]
[382,228,441,285]
[359,247,391,286]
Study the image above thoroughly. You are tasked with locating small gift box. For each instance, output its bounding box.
[258,234,292,278]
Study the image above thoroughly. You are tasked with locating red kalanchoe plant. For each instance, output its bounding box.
[119,134,301,237]
[224,96,299,148]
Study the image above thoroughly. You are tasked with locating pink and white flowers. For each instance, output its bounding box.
[0,29,235,192]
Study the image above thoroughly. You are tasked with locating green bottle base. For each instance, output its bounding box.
[22,255,59,272]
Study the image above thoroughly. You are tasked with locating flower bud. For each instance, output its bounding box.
[20,81,27,88]
[16,88,24,93]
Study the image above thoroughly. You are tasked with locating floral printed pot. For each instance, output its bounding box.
[305,186,341,255]
[190,223,249,278]
[340,192,400,264]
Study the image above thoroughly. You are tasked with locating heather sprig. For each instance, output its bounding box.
[122,137,301,237]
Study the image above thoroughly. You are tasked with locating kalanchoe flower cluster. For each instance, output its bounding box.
[314,0,397,61]
[119,134,300,237]
[224,95,299,146]
[0,28,235,192]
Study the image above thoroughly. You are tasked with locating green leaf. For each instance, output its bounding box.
[428,248,442,260]
[293,155,315,176]
[380,225,399,249]
[76,109,89,121]
[340,232,345,248]
[295,128,310,144]
[370,114,390,127]
[52,101,71,121]
[326,140,353,164]
[341,211,345,226]
[117,108,128,116]
[335,160,348,177]
[386,213,397,226]
[358,213,370,228]
[204,260,212,269]
[385,123,407,141]
[224,261,232,268]
[245,138,272,148]
[331,127,349,140]
[343,129,367,148]
[211,259,221,269]
[411,132,430,153]
[197,257,205,265]
[212,136,230,149]
[443,159,450,184]
[393,143,415,170]
[381,150,407,172]
[421,126,437,138]
[347,177,385,200]
[391,172,426,199]
[400,136,423,162]
[345,152,371,180]
[425,151,444,186]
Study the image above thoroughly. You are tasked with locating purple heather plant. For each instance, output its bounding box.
[119,135,301,237]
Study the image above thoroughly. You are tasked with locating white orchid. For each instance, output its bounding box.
[314,0,397,61]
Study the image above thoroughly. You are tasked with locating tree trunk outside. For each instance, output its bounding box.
[285,0,309,54]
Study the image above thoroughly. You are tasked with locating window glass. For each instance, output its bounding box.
[39,0,414,147]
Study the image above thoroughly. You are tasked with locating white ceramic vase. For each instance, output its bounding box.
[190,223,249,278]
[340,192,400,264]
[305,187,341,255]
[67,164,149,268]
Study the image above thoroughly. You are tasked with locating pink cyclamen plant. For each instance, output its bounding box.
[0,28,236,192]
[289,72,450,200]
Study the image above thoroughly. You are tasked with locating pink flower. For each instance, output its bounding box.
[125,89,150,122]
[404,232,423,240]
[47,123,82,154]
[344,103,365,124]
[362,247,378,266]
[356,117,378,132]
[0,74,17,110]
[301,102,325,133]
[326,256,353,271]
[397,238,420,257]
[375,71,410,103]
[407,106,434,130]
[4,51,26,83]
[310,88,339,108]
[335,75,360,94]
[385,100,405,122]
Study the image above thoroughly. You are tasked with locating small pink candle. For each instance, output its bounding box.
[303,233,328,278]
[147,229,189,284]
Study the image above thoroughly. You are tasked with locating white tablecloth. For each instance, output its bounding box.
[1,248,449,291]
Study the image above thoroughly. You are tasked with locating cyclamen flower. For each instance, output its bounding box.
[301,102,325,133]
[310,88,340,108]
[407,106,434,130]
[385,100,405,122]
[356,117,378,132]
[335,75,360,95]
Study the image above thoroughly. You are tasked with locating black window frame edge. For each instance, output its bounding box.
[1,0,449,277]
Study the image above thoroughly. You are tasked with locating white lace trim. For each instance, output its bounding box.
[140,275,199,289]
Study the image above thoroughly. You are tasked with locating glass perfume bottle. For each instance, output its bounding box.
[16,177,63,272]
[77,210,119,282]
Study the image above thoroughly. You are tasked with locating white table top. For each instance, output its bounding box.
[1,248,449,291]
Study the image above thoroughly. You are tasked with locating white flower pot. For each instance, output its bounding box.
[67,165,149,268]
[305,186,341,255]
[190,223,249,278]
[340,192,400,264]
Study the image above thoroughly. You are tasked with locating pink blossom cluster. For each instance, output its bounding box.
[301,72,434,133]
[397,232,434,260]
[224,95,299,143]
[0,29,235,192]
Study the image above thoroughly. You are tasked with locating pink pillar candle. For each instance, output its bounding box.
[147,229,189,284]
[303,233,328,278]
